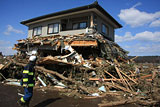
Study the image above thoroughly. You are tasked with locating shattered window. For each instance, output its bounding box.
[80,22,87,29]
[33,26,42,36]
[48,23,59,34]
[102,24,108,35]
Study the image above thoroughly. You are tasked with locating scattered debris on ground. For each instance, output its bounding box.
[1,33,160,106]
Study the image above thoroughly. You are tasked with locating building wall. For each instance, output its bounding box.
[28,12,91,38]
[28,19,60,38]
[94,13,114,41]
[27,12,115,41]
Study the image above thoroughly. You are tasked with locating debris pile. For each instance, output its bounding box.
[1,33,160,106]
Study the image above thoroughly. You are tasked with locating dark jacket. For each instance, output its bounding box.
[21,61,35,87]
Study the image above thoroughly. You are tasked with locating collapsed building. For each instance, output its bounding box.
[13,1,129,75]
[1,2,160,106]
[13,1,126,59]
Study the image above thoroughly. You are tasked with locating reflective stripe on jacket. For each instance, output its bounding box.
[22,62,35,87]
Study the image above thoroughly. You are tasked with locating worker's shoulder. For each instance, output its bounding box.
[24,64,30,70]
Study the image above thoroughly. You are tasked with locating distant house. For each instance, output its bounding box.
[21,1,122,42]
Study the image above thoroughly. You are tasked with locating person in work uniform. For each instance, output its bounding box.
[17,55,37,107]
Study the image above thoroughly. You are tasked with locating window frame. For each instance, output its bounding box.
[47,23,59,34]
[33,26,42,36]
[72,21,87,30]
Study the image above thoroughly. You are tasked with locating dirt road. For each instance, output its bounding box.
[0,83,101,107]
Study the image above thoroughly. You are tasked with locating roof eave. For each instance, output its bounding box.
[21,1,122,28]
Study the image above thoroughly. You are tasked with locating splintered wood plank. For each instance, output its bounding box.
[129,70,135,77]
[38,56,79,66]
[124,76,134,92]
[57,40,98,46]
[89,78,128,81]
[115,66,129,89]
[105,82,136,94]
[0,64,4,70]
[104,70,117,79]
[119,69,138,84]
[140,74,152,79]
[114,59,120,67]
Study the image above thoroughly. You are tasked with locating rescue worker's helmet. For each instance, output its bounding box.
[29,55,37,62]
[31,50,37,55]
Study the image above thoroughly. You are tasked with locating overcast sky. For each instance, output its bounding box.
[0,0,160,56]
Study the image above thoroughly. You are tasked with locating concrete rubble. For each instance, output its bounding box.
[1,33,160,106]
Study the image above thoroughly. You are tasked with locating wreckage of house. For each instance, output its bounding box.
[14,1,127,60]
[3,2,160,106]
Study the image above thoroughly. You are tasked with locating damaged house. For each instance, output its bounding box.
[14,1,127,61]
[2,2,160,105]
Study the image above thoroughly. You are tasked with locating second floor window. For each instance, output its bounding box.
[48,23,59,34]
[33,26,42,36]
[73,23,79,30]
[79,22,87,29]
[72,22,87,30]
[102,24,108,35]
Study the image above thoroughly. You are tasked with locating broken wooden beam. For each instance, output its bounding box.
[12,60,91,94]
[57,40,98,47]
[115,66,129,89]
[89,78,128,81]
[1,60,12,70]
[115,66,138,84]
[0,64,4,70]
[105,82,136,94]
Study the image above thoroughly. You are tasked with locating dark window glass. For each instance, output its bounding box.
[102,24,108,34]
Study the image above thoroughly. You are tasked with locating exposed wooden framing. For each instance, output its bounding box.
[57,40,98,47]
[18,40,98,47]
[90,12,94,28]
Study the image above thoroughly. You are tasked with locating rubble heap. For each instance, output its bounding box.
[13,33,128,60]
[0,33,160,106]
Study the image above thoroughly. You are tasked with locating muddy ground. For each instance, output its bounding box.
[0,83,103,107]
[0,83,138,107]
